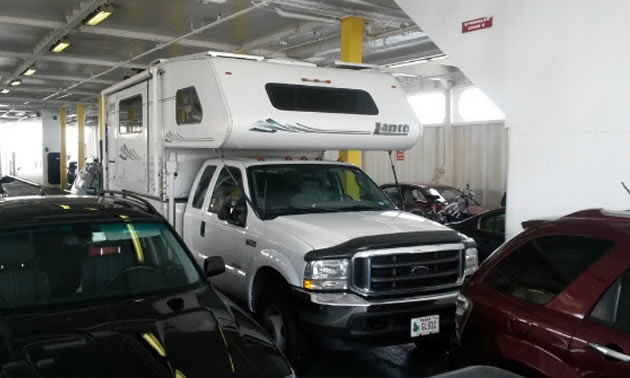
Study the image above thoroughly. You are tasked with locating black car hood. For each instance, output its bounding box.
[0,287,291,378]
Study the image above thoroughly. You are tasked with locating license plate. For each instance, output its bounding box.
[411,315,440,337]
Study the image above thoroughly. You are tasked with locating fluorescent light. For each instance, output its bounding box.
[51,40,70,53]
[10,80,21,87]
[85,5,113,26]
[23,68,37,76]
[0,89,9,94]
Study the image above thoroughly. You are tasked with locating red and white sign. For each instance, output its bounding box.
[396,150,405,161]
[462,16,493,33]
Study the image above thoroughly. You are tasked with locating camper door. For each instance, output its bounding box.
[107,82,149,193]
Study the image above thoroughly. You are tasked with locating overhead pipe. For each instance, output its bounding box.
[366,25,421,41]
[275,8,338,24]
[44,3,262,101]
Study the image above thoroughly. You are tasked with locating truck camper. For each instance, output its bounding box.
[101,52,478,368]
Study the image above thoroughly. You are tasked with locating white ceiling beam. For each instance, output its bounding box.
[0,15,63,29]
[0,50,147,70]
[0,71,117,85]
[7,86,100,96]
[0,15,237,51]
[0,96,96,106]
[3,0,109,86]
[78,26,238,51]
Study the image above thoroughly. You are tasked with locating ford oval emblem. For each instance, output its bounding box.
[411,265,430,276]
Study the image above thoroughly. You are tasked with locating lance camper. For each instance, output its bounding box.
[101,52,478,368]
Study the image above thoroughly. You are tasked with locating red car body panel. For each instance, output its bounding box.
[457,210,630,377]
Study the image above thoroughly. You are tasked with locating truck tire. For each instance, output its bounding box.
[258,284,310,372]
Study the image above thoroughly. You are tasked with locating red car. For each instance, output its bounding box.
[453,209,630,377]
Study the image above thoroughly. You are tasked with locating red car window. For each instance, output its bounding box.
[483,235,614,305]
[590,270,630,333]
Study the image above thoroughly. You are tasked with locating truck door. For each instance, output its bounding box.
[106,82,148,193]
[183,162,218,263]
[201,165,249,300]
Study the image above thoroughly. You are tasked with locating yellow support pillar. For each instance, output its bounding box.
[59,108,67,190]
[77,104,85,171]
[339,16,363,167]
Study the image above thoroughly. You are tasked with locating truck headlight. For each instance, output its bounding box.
[303,259,349,291]
[464,247,478,276]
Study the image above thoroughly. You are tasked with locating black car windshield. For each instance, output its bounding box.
[0,222,203,311]
[248,164,395,219]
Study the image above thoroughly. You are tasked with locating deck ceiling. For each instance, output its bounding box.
[0,0,450,120]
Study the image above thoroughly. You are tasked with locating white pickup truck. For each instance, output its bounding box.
[98,52,479,368]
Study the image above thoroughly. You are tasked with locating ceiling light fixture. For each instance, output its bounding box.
[0,89,9,94]
[10,80,22,87]
[85,4,113,26]
[23,67,37,76]
[51,39,70,53]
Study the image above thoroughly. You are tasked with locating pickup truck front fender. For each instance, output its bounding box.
[247,248,303,312]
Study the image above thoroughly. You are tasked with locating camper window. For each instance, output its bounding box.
[176,86,203,125]
[119,95,143,134]
[265,83,379,115]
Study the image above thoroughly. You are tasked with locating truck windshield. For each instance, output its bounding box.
[0,222,203,312]
[248,164,395,219]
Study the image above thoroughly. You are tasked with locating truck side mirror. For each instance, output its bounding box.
[0,176,14,184]
[218,197,247,228]
[204,256,226,277]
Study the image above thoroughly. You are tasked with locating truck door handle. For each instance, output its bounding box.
[200,221,206,237]
[587,342,630,363]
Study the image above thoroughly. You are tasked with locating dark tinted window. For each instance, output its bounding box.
[176,87,203,125]
[265,83,379,115]
[479,212,506,234]
[209,167,243,214]
[119,95,143,134]
[484,236,613,305]
[191,165,217,209]
[590,270,630,333]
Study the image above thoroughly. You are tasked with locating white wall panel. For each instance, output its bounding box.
[363,122,507,209]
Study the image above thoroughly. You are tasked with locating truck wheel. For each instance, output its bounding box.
[259,287,310,372]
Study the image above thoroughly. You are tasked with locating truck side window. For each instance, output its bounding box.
[119,95,143,134]
[208,167,243,214]
[191,165,217,209]
[176,87,203,125]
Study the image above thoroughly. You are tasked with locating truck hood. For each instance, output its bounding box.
[268,210,453,250]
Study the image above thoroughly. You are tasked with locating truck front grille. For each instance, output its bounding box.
[352,244,464,297]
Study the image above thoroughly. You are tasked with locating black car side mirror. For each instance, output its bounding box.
[204,256,226,277]
[0,176,14,184]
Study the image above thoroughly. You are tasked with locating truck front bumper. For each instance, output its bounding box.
[293,289,458,350]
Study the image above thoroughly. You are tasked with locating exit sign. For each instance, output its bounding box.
[462,16,493,33]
